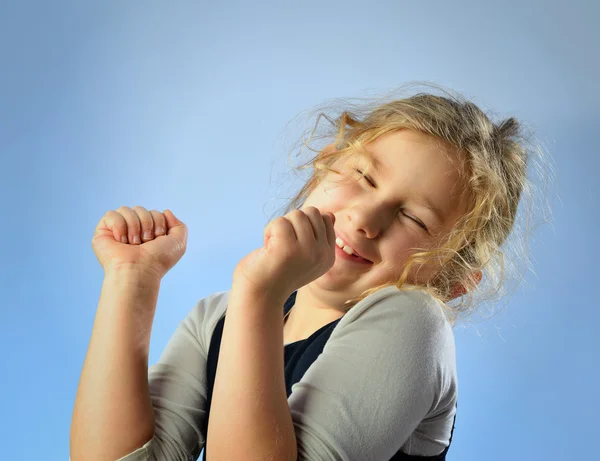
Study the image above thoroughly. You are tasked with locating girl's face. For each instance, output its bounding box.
[302,129,469,298]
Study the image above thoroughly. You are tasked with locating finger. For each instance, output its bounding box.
[265,215,297,248]
[103,210,129,243]
[149,210,166,236]
[162,209,188,243]
[323,212,336,247]
[286,208,317,245]
[132,206,155,242]
[301,206,327,244]
[117,206,142,245]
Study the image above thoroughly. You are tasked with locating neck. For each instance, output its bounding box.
[287,284,348,330]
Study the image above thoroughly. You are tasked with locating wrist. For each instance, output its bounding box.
[104,264,163,288]
[99,266,161,352]
[230,282,289,310]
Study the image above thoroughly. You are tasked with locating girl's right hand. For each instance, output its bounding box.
[92,206,188,280]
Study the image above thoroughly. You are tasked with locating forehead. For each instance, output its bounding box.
[366,129,462,171]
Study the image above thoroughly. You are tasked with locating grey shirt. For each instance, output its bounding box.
[114,285,458,460]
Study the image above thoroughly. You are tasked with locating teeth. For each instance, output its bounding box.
[335,237,356,256]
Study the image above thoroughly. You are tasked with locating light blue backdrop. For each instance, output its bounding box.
[1,1,598,460]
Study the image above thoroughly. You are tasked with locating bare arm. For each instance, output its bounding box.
[70,267,160,461]
[207,287,297,461]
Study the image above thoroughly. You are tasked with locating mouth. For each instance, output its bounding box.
[334,235,373,264]
[335,245,372,264]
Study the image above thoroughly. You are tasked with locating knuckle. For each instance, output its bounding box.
[273,216,289,228]
[133,205,149,217]
[107,210,127,231]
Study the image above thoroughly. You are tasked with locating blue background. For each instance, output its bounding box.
[1,1,598,460]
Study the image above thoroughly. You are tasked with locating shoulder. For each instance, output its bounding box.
[329,285,457,393]
[337,285,455,344]
[288,286,457,457]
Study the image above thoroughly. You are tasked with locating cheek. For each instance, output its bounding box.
[385,232,424,259]
[389,241,441,284]
[379,235,431,276]
[306,181,349,208]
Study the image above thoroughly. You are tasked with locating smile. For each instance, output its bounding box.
[335,237,372,264]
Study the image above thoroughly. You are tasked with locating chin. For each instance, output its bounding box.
[312,270,359,293]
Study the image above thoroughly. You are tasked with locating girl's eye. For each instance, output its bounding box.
[401,211,429,233]
[355,169,376,187]
[355,168,429,234]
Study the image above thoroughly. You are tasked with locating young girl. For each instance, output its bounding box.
[71,86,540,461]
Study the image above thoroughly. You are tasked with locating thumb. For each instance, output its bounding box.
[163,209,188,242]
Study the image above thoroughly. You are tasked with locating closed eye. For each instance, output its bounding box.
[401,211,429,233]
[355,168,376,187]
[356,168,429,234]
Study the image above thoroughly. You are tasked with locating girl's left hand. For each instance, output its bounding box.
[232,206,336,303]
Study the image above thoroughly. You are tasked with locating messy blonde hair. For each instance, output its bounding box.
[272,82,552,324]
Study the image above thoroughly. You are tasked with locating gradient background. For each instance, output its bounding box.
[1,1,598,460]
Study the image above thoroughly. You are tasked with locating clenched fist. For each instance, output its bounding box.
[92,206,188,280]
[232,206,336,303]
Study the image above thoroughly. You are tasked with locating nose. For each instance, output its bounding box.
[345,203,392,239]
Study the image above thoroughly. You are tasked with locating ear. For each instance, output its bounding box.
[449,270,482,300]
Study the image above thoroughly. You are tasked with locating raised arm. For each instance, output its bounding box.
[70,266,222,461]
[70,267,161,461]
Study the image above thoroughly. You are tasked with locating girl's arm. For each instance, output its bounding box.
[71,268,219,461]
[207,287,297,461]
[70,267,160,461]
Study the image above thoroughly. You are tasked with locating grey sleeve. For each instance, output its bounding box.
[111,287,454,461]
[288,287,457,461]
[115,290,230,461]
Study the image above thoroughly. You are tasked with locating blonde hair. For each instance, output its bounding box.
[272,82,552,324]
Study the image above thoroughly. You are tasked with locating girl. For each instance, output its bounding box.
[71,86,541,461]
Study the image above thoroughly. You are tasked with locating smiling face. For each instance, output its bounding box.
[302,129,470,301]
